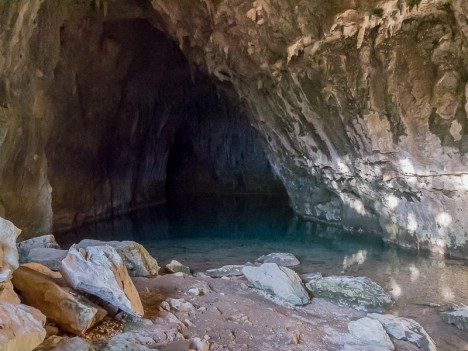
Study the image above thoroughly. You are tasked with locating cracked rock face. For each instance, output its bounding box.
[150,0,468,256]
[0,0,467,256]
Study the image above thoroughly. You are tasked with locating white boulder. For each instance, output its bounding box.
[61,246,144,316]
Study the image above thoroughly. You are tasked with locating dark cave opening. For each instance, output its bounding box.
[45,17,288,232]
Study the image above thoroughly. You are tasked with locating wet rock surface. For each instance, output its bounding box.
[256,252,300,267]
[306,275,393,312]
[440,303,468,331]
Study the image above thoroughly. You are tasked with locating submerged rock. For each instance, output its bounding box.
[305,275,392,312]
[61,246,144,316]
[242,263,310,305]
[22,248,68,271]
[368,313,436,351]
[0,217,21,282]
[166,260,190,274]
[256,252,300,267]
[17,235,61,263]
[0,301,46,351]
[75,239,159,277]
[205,265,245,278]
[12,265,107,335]
[440,303,468,331]
[348,317,394,351]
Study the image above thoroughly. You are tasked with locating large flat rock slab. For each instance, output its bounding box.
[306,275,393,312]
[12,265,107,335]
[61,246,144,316]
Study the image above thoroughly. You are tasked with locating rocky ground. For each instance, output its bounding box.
[1,216,468,350]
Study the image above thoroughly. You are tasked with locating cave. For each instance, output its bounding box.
[40,17,287,232]
[1,1,468,350]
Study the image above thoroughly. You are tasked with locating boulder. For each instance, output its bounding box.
[17,235,61,263]
[22,248,68,271]
[75,239,159,277]
[0,301,46,351]
[166,260,190,274]
[0,217,21,282]
[35,336,93,351]
[100,332,157,351]
[368,313,436,351]
[205,265,244,278]
[256,252,300,267]
[305,276,393,312]
[348,317,394,351]
[440,303,468,331]
[0,281,20,304]
[242,263,310,305]
[61,246,144,316]
[12,265,107,335]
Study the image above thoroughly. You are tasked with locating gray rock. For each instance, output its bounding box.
[75,239,159,277]
[23,248,68,271]
[348,317,394,351]
[12,265,107,335]
[242,263,310,305]
[256,252,300,267]
[206,265,245,278]
[0,301,46,351]
[35,336,93,351]
[166,260,190,274]
[368,313,436,351]
[440,303,468,331]
[17,235,61,263]
[306,275,393,312]
[100,332,157,351]
[61,246,144,316]
[0,217,21,282]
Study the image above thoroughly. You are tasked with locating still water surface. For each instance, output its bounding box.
[58,194,468,350]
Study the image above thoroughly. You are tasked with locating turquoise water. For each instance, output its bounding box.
[58,194,468,349]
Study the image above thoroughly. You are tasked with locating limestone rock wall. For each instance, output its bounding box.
[150,0,468,255]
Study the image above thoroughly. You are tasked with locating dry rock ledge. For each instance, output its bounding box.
[1,221,459,350]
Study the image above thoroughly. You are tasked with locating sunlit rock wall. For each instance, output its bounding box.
[150,0,468,256]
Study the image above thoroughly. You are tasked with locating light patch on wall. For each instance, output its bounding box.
[436,212,452,227]
[407,212,418,232]
[386,195,399,209]
[399,158,415,174]
[449,120,462,142]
